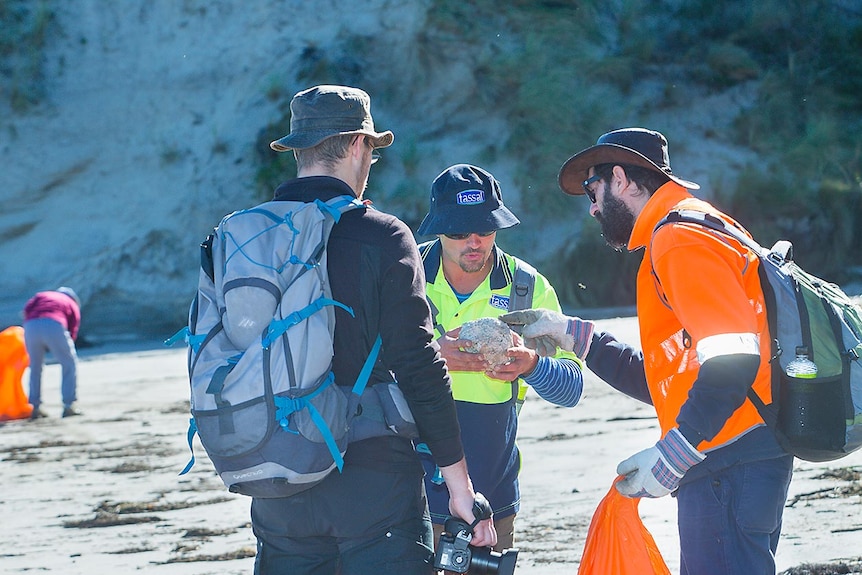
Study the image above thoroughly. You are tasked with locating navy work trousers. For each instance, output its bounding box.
[676,454,794,575]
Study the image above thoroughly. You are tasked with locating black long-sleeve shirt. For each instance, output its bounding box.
[272,176,465,469]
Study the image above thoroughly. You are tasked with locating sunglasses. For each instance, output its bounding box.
[443,231,496,240]
[356,135,381,164]
[582,174,601,203]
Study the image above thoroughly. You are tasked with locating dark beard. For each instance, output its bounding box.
[594,183,635,250]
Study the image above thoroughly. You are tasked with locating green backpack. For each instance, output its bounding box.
[655,210,862,462]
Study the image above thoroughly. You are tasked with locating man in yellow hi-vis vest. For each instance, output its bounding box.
[415,164,585,562]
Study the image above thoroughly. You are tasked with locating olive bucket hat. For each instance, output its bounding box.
[270,85,394,152]
[417,164,520,236]
[558,127,699,195]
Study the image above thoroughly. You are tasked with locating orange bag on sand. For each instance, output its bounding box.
[0,326,33,421]
[577,477,671,575]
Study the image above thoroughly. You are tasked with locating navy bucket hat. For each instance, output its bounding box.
[417,164,520,236]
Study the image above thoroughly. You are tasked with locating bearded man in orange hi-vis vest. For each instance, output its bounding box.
[501,128,793,575]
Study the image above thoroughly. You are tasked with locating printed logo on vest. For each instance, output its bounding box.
[489,295,509,310]
[456,189,485,205]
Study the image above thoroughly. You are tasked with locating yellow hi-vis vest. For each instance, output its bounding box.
[419,240,578,405]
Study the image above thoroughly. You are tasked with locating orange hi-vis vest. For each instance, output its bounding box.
[629,183,773,452]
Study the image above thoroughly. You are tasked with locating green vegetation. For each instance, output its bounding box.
[0,0,55,111]
[257,0,862,307]
[254,99,295,199]
[676,0,862,291]
[3,1,859,308]
[448,0,862,308]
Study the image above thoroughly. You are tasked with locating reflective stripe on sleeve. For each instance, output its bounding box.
[696,332,759,363]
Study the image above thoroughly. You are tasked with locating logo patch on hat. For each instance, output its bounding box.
[456,189,485,205]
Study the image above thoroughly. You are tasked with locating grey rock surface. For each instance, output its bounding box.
[458,317,513,369]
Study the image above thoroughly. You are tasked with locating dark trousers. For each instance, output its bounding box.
[677,454,794,575]
[251,463,434,575]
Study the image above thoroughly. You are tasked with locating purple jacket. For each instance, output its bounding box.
[23,291,81,340]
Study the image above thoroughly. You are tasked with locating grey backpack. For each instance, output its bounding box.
[168,195,417,497]
[655,210,862,462]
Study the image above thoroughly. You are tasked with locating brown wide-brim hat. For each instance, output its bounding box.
[558,128,699,195]
[270,85,394,152]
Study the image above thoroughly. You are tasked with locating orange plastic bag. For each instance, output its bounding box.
[577,477,671,575]
[0,326,33,421]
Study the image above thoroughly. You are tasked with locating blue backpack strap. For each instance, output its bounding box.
[317,195,365,222]
[344,334,384,434]
[164,326,190,347]
[274,373,345,470]
[414,442,446,485]
[179,417,198,476]
[164,326,207,351]
[271,335,383,473]
[263,297,355,349]
[352,334,382,397]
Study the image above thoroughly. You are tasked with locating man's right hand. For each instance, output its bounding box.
[440,460,497,548]
[499,309,595,359]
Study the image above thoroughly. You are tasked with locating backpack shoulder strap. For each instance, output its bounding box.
[317,194,366,221]
[200,232,216,283]
[650,209,764,310]
[507,256,537,414]
[418,240,439,281]
[656,209,767,256]
[653,210,783,419]
[508,256,537,313]
[419,240,447,338]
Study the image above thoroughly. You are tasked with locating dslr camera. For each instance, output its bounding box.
[433,496,519,575]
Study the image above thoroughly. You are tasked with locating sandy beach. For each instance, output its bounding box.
[1,315,860,574]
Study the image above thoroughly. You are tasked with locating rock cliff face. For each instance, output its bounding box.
[0,0,488,340]
[1,2,788,341]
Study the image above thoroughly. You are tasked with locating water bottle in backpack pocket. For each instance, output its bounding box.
[778,346,849,458]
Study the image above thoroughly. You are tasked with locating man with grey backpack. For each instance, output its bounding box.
[247,85,495,575]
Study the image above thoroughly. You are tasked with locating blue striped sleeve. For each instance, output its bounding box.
[523,356,583,407]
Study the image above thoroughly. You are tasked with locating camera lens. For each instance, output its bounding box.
[468,547,519,575]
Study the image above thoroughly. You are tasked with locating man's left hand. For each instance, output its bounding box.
[615,428,705,498]
[485,333,538,381]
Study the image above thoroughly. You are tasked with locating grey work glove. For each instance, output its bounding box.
[616,428,705,498]
[499,309,595,359]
